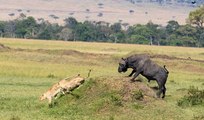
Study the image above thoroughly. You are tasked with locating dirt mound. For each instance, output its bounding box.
[61,50,84,56]
[150,54,177,60]
[98,76,157,103]
[119,77,157,103]
[29,49,108,58]
[150,54,204,63]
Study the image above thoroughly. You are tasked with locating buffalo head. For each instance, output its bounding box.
[118,58,128,73]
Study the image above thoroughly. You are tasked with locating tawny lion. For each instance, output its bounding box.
[40,70,91,107]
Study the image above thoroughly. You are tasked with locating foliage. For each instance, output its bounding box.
[177,86,204,107]
[110,94,123,106]
[0,13,204,47]
[132,90,144,101]
[188,6,204,28]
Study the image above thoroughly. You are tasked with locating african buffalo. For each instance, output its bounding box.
[118,54,169,98]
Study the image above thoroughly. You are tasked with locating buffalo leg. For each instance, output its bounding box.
[128,69,136,77]
[130,71,140,82]
[162,85,166,98]
[156,79,166,98]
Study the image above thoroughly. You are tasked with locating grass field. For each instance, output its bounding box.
[0,38,204,120]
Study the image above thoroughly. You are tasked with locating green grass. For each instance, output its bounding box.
[0,38,204,120]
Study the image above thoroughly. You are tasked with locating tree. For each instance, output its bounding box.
[37,23,61,40]
[129,35,149,44]
[64,17,78,29]
[176,24,197,37]
[146,21,160,45]
[166,20,179,34]
[4,21,16,38]
[59,28,73,41]
[15,17,37,38]
[0,21,5,37]
[110,23,122,33]
[128,24,153,45]
[175,25,197,47]
[188,6,204,28]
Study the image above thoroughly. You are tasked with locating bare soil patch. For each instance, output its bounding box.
[14,48,110,59]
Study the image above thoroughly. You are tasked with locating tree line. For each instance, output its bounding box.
[0,6,204,47]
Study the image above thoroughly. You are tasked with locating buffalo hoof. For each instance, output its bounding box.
[130,79,136,83]
[156,92,160,98]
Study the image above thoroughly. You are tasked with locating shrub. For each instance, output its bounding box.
[177,86,204,107]
[132,90,144,101]
[47,73,56,78]
[110,94,123,106]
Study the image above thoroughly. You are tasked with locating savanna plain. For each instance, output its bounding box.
[0,38,204,120]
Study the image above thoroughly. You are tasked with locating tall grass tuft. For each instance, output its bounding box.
[177,86,204,107]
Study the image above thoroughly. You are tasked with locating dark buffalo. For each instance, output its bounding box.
[118,54,169,98]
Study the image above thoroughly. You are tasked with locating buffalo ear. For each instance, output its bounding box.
[121,58,125,61]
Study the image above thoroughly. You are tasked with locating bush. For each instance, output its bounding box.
[177,86,204,107]
[47,73,56,78]
[110,94,123,106]
[132,90,144,101]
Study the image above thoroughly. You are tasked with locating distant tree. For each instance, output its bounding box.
[49,14,59,21]
[4,21,16,38]
[17,9,22,12]
[177,36,197,47]
[110,23,122,33]
[0,21,5,37]
[69,12,74,15]
[188,6,204,28]
[166,20,179,34]
[199,32,204,47]
[37,22,61,40]
[86,9,90,12]
[129,10,134,14]
[176,24,197,37]
[98,13,103,17]
[110,32,126,43]
[129,34,149,44]
[122,23,129,30]
[98,3,104,6]
[19,13,26,19]
[175,24,197,47]
[15,17,37,38]
[146,21,161,45]
[64,17,78,29]
[8,13,15,17]
[37,18,45,23]
[95,22,112,41]
[59,28,73,41]
[110,23,123,43]
[127,24,153,44]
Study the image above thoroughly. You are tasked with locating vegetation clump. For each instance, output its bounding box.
[132,90,144,101]
[177,86,204,107]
